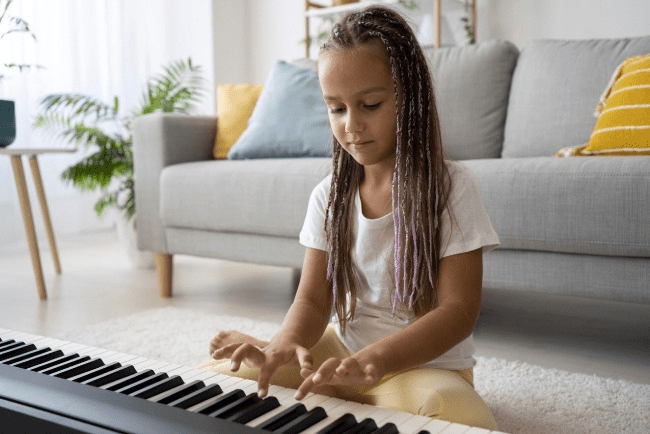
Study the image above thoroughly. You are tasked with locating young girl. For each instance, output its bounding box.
[201,6,499,430]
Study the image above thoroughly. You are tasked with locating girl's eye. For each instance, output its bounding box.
[329,107,345,115]
[365,102,381,110]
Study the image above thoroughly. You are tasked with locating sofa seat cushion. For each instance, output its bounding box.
[463,156,650,257]
[160,158,331,237]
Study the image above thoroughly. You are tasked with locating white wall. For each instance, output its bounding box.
[0,0,214,245]
[478,0,650,48]
[211,0,650,88]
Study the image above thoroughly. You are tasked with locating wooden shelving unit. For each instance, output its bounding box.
[304,0,477,58]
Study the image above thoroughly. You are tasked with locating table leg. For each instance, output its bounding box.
[10,156,47,300]
[28,155,62,274]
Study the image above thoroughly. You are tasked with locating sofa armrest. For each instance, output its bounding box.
[133,113,217,252]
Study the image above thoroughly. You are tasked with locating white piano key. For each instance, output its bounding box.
[418,418,453,433]
[233,378,259,395]
[399,414,439,433]
[131,358,165,370]
[211,373,248,390]
[142,361,175,373]
[366,406,402,424]
[163,365,194,376]
[463,427,492,434]
[0,330,31,340]
[181,370,228,383]
[439,422,482,433]
[378,409,417,428]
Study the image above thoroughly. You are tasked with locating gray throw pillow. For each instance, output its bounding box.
[227,60,332,159]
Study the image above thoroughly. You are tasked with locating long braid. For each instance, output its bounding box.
[321,6,451,329]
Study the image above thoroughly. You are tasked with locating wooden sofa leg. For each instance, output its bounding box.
[155,253,173,298]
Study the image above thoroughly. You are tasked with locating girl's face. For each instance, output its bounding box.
[318,42,398,171]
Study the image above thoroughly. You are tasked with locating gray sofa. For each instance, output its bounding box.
[133,36,650,305]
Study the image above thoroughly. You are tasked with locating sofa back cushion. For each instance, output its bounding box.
[502,36,650,158]
[429,40,519,160]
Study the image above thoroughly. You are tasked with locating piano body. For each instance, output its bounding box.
[0,328,505,434]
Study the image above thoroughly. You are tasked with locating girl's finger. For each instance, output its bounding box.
[230,343,265,371]
[364,364,379,384]
[312,357,341,385]
[295,346,314,370]
[211,342,242,360]
[257,358,282,398]
[295,373,316,400]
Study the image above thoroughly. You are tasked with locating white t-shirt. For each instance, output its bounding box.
[299,161,499,370]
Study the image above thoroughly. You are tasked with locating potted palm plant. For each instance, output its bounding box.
[33,58,205,265]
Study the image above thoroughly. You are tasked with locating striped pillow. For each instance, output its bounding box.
[579,54,650,155]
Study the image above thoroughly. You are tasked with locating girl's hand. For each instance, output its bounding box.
[295,354,385,400]
[213,340,314,398]
[209,330,268,356]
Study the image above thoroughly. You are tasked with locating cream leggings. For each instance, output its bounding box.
[197,326,497,430]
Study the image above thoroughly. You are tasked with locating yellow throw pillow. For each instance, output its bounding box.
[213,84,264,159]
[579,54,650,156]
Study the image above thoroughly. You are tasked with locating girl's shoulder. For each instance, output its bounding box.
[307,174,333,211]
[311,174,333,198]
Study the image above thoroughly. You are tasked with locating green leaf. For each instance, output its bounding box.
[33,57,205,221]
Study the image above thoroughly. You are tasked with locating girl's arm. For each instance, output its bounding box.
[215,247,332,397]
[296,248,483,398]
[275,247,332,349]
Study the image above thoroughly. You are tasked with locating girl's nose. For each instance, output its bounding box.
[345,111,363,135]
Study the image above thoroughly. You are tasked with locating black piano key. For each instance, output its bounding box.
[192,389,244,414]
[103,369,155,391]
[340,418,378,434]
[208,393,260,419]
[131,375,184,399]
[41,355,91,375]
[115,372,169,395]
[256,403,307,431]
[316,413,358,434]
[275,406,328,434]
[2,347,50,365]
[172,383,225,410]
[0,339,17,349]
[150,379,205,404]
[83,365,137,387]
[227,396,280,424]
[0,341,23,353]
[12,349,64,369]
[28,353,79,372]
[371,422,399,434]
[416,431,431,434]
[0,342,36,361]
[69,361,122,383]
[51,357,105,379]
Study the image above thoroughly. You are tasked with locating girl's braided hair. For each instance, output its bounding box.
[320,5,451,332]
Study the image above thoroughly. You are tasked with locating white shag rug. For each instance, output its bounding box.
[55,307,650,434]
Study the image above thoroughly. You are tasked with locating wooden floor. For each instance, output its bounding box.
[2,229,649,385]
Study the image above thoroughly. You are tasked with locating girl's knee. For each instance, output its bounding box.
[420,387,497,431]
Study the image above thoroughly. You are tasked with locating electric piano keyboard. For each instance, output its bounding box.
[0,328,505,434]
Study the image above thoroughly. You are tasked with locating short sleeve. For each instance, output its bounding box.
[299,175,331,251]
[440,162,500,258]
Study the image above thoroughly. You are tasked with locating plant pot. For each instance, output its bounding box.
[0,100,16,148]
